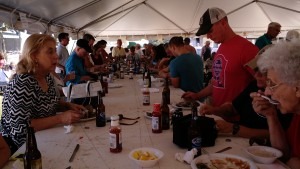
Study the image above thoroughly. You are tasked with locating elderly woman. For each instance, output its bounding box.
[251,40,300,169]
[0,34,84,154]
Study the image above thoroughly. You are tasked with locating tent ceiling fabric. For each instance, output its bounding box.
[0,0,300,37]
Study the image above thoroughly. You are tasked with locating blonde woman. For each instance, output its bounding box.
[0,34,84,154]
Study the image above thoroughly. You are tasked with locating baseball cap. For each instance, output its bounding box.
[245,44,274,71]
[76,39,92,53]
[196,7,227,36]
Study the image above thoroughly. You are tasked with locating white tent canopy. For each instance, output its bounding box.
[0,0,300,39]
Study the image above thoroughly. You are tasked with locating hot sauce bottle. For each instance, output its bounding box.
[109,115,122,153]
[152,103,162,133]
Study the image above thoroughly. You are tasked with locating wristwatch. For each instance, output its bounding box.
[232,123,240,136]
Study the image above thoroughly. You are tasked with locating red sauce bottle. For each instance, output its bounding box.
[152,103,162,133]
[109,115,122,153]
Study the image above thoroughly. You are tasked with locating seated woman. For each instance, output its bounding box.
[251,40,300,169]
[0,34,85,154]
[0,53,11,84]
[200,46,292,138]
[91,41,104,66]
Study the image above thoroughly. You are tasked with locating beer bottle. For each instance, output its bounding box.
[99,75,105,97]
[152,103,162,133]
[147,68,151,88]
[96,91,106,127]
[103,77,108,94]
[162,78,170,104]
[109,115,122,153]
[120,67,124,79]
[23,127,42,169]
[142,85,150,106]
[142,64,146,81]
[129,68,133,79]
[188,102,202,157]
[161,92,170,130]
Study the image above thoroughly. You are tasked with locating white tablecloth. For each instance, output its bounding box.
[4,77,288,169]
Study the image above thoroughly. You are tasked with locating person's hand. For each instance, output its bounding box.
[58,110,83,125]
[215,120,233,134]
[65,72,75,81]
[80,75,91,82]
[199,104,216,116]
[182,92,199,100]
[68,103,86,112]
[250,91,277,118]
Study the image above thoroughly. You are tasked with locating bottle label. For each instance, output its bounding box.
[143,95,150,104]
[99,112,105,118]
[109,133,117,149]
[30,159,42,169]
[152,116,159,130]
[192,137,202,149]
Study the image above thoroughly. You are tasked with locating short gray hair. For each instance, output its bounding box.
[257,40,300,86]
[268,22,281,28]
[286,30,300,42]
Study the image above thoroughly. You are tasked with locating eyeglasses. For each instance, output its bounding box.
[266,79,283,92]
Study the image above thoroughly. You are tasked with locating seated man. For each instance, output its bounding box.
[168,36,203,93]
[200,46,292,138]
[65,39,94,85]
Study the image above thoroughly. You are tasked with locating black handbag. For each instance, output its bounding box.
[173,114,218,148]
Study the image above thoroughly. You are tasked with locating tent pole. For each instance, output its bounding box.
[49,0,104,24]
[143,2,188,34]
[258,0,300,14]
[78,0,137,31]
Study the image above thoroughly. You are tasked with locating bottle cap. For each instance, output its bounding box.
[110,115,119,121]
[153,103,161,112]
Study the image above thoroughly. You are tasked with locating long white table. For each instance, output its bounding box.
[4,76,288,169]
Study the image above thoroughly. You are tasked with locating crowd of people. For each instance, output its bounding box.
[0,6,299,169]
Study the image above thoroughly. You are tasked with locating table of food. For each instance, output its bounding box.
[4,76,289,169]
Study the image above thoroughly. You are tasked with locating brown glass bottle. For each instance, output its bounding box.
[99,76,105,97]
[162,78,170,104]
[23,127,42,169]
[142,85,150,106]
[103,77,108,94]
[161,91,170,130]
[120,67,124,79]
[96,91,106,127]
[188,102,202,157]
[109,115,122,153]
[152,103,162,133]
[147,68,151,88]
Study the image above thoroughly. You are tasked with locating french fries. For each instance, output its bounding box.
[132,150,158,161]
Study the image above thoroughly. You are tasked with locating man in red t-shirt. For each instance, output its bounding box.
[183,7,258,108]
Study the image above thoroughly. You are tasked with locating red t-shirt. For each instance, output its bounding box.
[287,114,300,158]
[212,35,258,107]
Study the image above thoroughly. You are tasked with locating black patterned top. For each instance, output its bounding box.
[1,74,59,148]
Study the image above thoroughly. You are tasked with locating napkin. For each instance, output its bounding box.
[175,148,198,164]
[64,125,74,134]
[140,88,160,93]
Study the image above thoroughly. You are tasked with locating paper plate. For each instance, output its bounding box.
[80,116,96,122]
[108,83,122,88]
[171,102,191,110]
[191,153,258,169]
[144,112,152,119]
